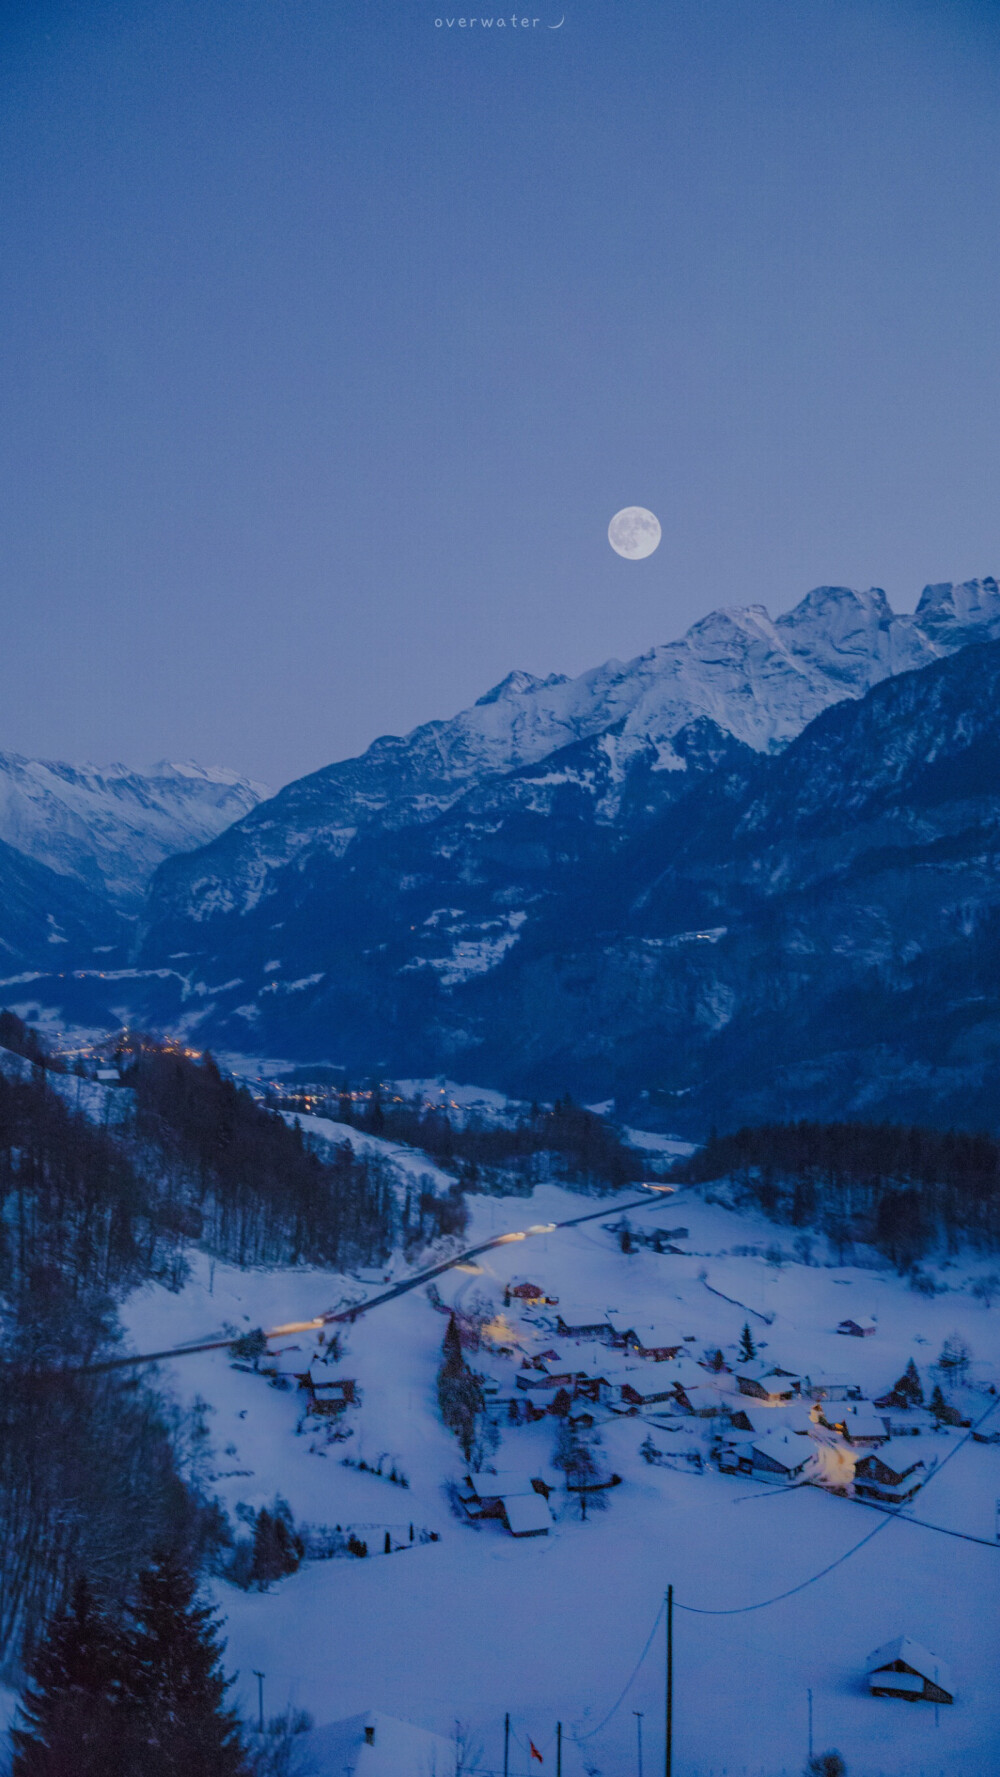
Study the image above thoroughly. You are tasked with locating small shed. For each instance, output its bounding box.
[866,1637,954,1704]
[837,1318,876,1337]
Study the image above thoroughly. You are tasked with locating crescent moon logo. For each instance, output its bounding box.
[549,15,565,25]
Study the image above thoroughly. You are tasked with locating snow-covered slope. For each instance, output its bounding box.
[147,579,999,924]
[0,755,268,905]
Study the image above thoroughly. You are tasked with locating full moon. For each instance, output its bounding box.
[608,506,661,560]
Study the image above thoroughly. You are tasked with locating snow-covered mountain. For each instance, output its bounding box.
[145,579,1000,926]
[0,755,269,906]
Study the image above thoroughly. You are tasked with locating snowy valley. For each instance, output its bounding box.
[98,1114,1000,1776]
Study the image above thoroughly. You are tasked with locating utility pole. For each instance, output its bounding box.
[556,1720,562,1777]
[504,1712,510,1777]
[807,1688,813,1762]
[664,1585,673,1777]
[252,1669,265,1734]
[633,1709,645,1777]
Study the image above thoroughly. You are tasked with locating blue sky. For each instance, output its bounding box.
[2,0,999,785]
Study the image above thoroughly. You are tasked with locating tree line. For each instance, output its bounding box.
[679,1119,1000,1265]
[317,1086,645,1190]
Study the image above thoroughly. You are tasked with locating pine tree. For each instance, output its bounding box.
[11,1577,139,1777]
[739,1323,756,1363]
[894,1357,923,1406]
[436,1318,485,1465]
[128,1552,250,1777]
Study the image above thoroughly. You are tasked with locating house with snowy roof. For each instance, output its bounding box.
[866,1638,954,1704]
[829,1405,887,1446]
[735,1362,800,1404]
[305,1710,460,1775]
[671,1380,728,1418]
[837,1317,876,1337]
[853,1445,927,1505]
[458,1470,552,1536]
[555,1306,614,1341]
[745,1430,812,1483]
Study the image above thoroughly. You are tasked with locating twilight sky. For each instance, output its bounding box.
[2,0,999,788]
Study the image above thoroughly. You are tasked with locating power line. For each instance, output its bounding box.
[676,1393,999,1617]
[572,1600,666,1742]
[570,1392,999,1746]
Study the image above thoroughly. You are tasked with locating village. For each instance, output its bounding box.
[101,1136,1000,1775]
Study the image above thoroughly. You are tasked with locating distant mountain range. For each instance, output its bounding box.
[0,756,267,907]
[3,577,999,1132]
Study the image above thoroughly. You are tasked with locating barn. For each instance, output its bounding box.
[866,1637,954,1704]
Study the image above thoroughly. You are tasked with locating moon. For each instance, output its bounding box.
[608,506,661,560]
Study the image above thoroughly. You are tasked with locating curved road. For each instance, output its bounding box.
[81,1188,678,1374]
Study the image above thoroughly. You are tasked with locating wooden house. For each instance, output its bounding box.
[735,1363,800,1404]
[555,1307,614,1342]
[805,1375,862,1402]
[505,1279,556,1306]
[866,1637,953,1704]
[672,1381,727,1418]
[746,1431,812,1483]
[831,1406,887,1446]
[837,1318,876,1337]
[854,1445,926,1505]
[460,1470,553,1535]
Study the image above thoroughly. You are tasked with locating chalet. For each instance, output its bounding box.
[805,1375,862,1402]
[747,1431,812,1484]
[505,1279,557,1306]
[555,1307,614,1342]
[594,1364,679,1408]
[638,1339,683,1361]
[837,1318,876,1337]
[853,1445,926,1505]
[866,1637,954,1704]
[462,1468,554,1505]
[877,1409,937,1439]
[96,1068,121,1084]
[671,1382,727,1418]
[459,1470,553,1536]
[735,1363,800,1404]
[606,1315,641,1350]
[833,1407,887,1447]
[515,1366,580,1393]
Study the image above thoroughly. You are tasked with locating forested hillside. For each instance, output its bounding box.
[0,1017,409,1675]
[681,1120,1000,1267]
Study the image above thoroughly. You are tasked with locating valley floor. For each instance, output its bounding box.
[98,1164,1000,1775]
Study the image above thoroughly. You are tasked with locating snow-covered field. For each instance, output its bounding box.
[115,1172,1000,1777]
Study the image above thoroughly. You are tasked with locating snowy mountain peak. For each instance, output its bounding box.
[144,573,1000,931]
[152,759,271,797]
[475,669,569,706]
[912,576,1000,647]
[0,753,269,905]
